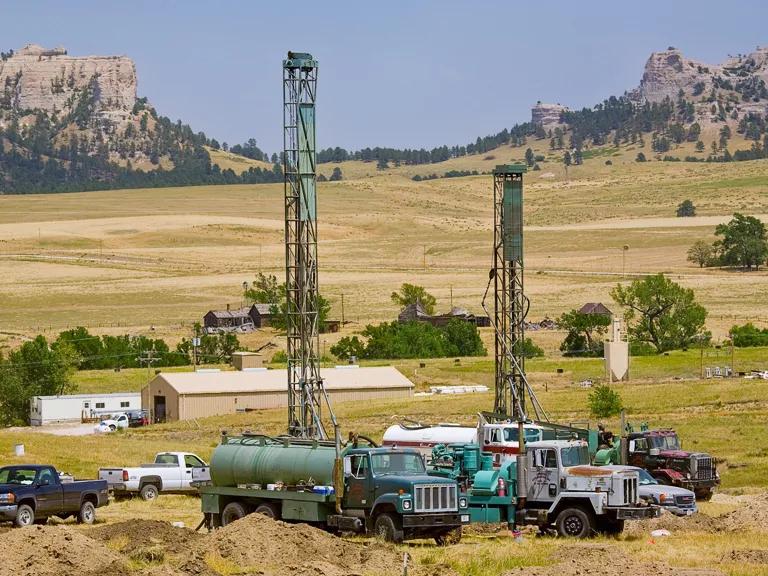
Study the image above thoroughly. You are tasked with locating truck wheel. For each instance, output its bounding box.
[555,507,594,538]
[254,502,281,520]
[434,527,462,546]
[77,501,96,524]
[374,513,404,544]
[598,517,624,536]
[221,502,247,527]
[15,504,35,528]
[139,484,159,501]
[695,488,714,501]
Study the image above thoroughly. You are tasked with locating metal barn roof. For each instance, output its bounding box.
[35,392,141,400]
[151,366,414,395]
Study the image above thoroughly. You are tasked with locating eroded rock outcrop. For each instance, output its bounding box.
[0,43,137,123]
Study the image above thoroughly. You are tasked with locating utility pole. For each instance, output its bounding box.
[422,245,427,272]
[622,245,629,277]
[340,293,345,324]
[138,344,159,381]
[450,285,453,309]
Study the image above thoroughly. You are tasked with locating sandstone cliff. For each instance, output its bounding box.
[0,44,137,124]
[531,102,569,128]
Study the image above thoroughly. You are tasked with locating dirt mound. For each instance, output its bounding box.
[0,525,126,576]
[509,543,724,576]
[88,519,204,555]
[624,510,721,536]
[719,492,768,530]
[722,548,768,564]
[181,513,408,576]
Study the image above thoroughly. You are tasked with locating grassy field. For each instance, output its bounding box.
[1,144,767,574]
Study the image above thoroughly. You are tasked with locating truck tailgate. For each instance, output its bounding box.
[98,468,125,487]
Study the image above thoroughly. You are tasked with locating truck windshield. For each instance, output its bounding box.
[371,453,426,476]
[503,428,542,443]
[560,445,590,467]
[637,469,657,485]
[649,435,680,450]
[0,467,39,485]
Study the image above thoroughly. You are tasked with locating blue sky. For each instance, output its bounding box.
[3,0,766,155]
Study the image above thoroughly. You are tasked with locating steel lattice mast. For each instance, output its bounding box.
[283,52,332,439]
[482,165,548,425]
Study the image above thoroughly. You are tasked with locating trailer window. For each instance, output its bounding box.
[96,402,105,409]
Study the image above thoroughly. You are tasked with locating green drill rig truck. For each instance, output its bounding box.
[428,439,659,537]
[199,433,469,543]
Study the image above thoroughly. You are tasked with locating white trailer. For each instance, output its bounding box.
[30,392,141,426]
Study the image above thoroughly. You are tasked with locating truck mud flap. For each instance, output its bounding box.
[402,513,465,528]
[615,506,661,520]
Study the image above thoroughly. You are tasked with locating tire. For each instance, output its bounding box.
[695,488,714,501]
[434,527,462,546]
[374,512,404,544]
[77,501,96,525]
[254,502,280,520]
[221,502,247,527]
[139,484,159,501]
[14,504,35,528]
[109,424,116,431]
[555,507,594,538]
[598,517,625,536]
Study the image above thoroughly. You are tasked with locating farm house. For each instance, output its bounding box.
[30,392,142,426]
[141,366,414,422]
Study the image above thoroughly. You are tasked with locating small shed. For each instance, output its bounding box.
[578,302,613,316]
[141,366,414,422]
[231,351,264,370]
[204,306,254,332]
[30,392,142,426]
[248,304,276,328]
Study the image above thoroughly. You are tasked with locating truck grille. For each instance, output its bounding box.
[694,456,715,481]
[675,494,695,506]
[414,484,457,513]
[623,477,637,504]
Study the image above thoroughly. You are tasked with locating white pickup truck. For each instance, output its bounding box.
[98,452,210,500]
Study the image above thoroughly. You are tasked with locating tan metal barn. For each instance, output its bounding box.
[141,366,414,422]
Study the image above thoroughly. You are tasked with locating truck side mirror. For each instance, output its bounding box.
[343,458,352,476]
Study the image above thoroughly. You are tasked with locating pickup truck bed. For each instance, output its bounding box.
[0,465,109,527]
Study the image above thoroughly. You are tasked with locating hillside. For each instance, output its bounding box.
[1,44,767,193]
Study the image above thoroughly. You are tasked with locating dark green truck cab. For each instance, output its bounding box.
[199,436,469,543]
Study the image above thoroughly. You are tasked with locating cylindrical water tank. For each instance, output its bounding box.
[210,436,337,487]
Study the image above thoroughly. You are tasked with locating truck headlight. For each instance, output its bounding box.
[0,493,15,503]
[402,499,412,511]
[459,497,468,509]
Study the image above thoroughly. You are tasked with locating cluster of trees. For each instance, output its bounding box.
[244,273,330,331]
[0,92,284,193]
[729,323,768,347]
[687,214,768,270]
[330,319,486,360]
[561,274,709,357]
[316,123,535,167]
[0,336,78,425]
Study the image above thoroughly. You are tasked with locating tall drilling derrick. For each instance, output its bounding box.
[483,165,548,426]
[283,52,330,439]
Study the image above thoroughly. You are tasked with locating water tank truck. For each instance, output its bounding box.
[199,433,470,544]
[428,439,659,537]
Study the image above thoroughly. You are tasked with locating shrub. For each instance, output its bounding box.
[271,350,287,363]
[330,336,366,360]
[588,384,623,418]
[636,152,647,162]
[730,323,768,347]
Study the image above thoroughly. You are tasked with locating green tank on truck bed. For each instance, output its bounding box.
[199,434,470,544]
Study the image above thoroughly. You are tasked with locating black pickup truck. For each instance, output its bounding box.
[0,465,109,527]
